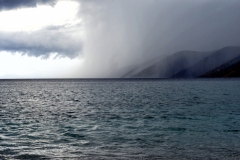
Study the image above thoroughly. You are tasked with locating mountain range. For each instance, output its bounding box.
[121,46,240,78]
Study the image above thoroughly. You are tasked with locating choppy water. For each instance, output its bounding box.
[0,79,240,159]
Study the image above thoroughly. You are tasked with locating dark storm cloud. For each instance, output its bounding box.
[77,0,240,77]
[0,0,56,11]
[0,26,82,58]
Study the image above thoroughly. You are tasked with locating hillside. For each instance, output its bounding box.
[172,46,240,78]
[199,55,240,78]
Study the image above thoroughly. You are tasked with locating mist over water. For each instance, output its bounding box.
[0,79,240,159]
[78,0,240,77]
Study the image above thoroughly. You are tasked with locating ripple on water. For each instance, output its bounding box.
[0,79,240,159]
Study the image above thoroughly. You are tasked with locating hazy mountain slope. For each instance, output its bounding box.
[199,55,240,78]
[121,53,169,78]
[106,64,136,78]
[172,46,240,78]
[123,50,212,78]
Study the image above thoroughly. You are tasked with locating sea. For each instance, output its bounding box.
[0,79,239,159]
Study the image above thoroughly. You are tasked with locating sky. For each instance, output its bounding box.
[0,0,239,78]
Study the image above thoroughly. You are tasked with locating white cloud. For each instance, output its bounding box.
[0,1,80,32]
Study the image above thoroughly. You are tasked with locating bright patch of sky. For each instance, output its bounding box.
[0,1,80,32]
[0,51,83,78]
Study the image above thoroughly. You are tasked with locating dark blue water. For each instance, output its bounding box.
[0,79,240,159]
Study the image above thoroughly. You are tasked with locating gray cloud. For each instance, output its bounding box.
[77,0,240,77]
[0,0,56,11]
[0,25,82,58]
[0,0,83,59]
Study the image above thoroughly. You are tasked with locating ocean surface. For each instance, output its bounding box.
[0,79,240,159]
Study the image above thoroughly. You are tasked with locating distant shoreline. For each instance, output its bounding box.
[0,78,240,81]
